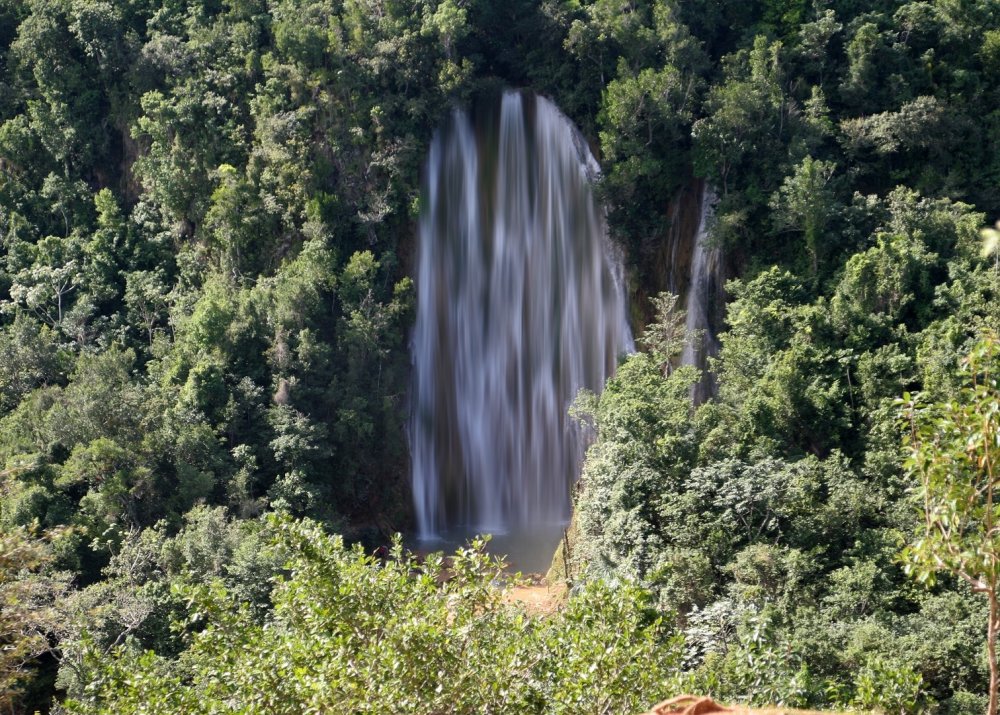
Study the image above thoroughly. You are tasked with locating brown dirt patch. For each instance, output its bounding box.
[645,695,845,715]
[503,582,567,615]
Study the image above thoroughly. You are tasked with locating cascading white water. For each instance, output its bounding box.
[411,91,633,540]
[680,185,721,403]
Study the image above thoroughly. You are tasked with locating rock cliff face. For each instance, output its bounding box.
[652,177,728,402]
[655,178,709,300]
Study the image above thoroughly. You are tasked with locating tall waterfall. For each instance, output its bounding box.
[411,91,633,539]
[679,184,721,403]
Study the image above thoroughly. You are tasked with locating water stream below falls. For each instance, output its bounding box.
[410,91,633,546]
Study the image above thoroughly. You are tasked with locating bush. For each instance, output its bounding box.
[851,657,929,715]
[65,517,684,714]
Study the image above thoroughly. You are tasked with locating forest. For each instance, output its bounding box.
[2,0,1000,712]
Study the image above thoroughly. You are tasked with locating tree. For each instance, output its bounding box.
[6,234,83,329]
[692,36,787,198]
[0,315,66,415]
[124,270,170,345]
[0,524,71,709]
[638,291,688,376]
[770,156,837,280]
[901,333,1000,715]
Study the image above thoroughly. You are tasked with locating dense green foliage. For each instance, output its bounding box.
[1,0,1000,711]
[0,525,71,709]
[60,517,682,714]
[560,2,1000,711]
[902,336,1000,715]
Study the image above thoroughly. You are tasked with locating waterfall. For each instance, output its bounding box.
[411,91,633,539]
[679,184,721,403]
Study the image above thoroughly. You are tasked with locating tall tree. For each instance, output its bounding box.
[902,334,1000,715]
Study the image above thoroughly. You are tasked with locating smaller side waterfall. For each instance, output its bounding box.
[679,185,722,403]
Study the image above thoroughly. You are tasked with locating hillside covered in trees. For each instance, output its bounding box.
[2,0,1000,712]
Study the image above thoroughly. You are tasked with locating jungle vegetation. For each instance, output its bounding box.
[1,0,1000,712]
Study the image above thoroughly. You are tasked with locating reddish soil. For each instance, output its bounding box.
[503,582,567,615]
[645,696,844,715]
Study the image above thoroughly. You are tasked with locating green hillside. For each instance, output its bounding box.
[1,0,999,712]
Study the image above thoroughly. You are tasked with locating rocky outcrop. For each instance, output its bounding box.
[647,696,734,714]
[645,695,841,715]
